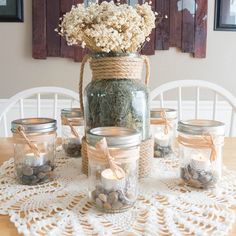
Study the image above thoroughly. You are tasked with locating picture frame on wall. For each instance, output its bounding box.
[0,0,23,22]
[215,0,236,31]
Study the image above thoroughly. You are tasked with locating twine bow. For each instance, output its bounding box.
[61,117,79,138]
[95,138,126,179]
[151,111,173,135]
[178,134,223,161]
[16,126,41,157]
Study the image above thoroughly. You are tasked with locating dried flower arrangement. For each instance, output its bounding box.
[57,1,157,53]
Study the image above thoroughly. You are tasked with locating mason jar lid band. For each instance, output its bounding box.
[88,138,139,179]
[178,134,224,161]
[61,117,80,138]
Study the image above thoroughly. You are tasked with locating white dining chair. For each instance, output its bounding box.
[150,80,236,137]
[0,87,80,137]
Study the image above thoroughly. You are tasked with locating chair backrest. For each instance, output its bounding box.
[150,80,236,137]
[0,87,80,137]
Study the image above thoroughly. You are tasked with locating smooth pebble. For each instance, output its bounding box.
[98,193,107,202]
[22,166,33,176]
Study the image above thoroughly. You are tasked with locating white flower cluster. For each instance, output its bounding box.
[58,1,156,53]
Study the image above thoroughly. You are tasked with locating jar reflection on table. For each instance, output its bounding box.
[150,108,177,158]
[87,127,141,213]
[11,118,57,185]
[178,119,225,189]
[61,108,84,157]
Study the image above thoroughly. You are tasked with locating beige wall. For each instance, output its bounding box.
[0,1,235,99]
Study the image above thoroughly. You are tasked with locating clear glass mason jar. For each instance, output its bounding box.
[61,108,84,157]
[178,119,225,189]
[150,108,177,158]
[11,118,57,185]
[87,127,141,213]
[84,52,150,141]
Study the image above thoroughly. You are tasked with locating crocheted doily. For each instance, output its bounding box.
[0,152,236,236]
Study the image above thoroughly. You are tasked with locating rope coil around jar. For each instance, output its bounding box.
[87,138,139,179]
[79,55,150,114]
[178,134,224,161]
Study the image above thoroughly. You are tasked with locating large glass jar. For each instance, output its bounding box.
[87,127,141,213]
[11,118,57,185]
[150,108,177,158]
[178,119,225,189]
[84,52,150,141]
[61,108,84,157]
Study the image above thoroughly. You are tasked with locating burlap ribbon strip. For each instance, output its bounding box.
[12,126,56,157]
[79,54,150,114]
[61,117,80,138]
[178,134,224,161]
[151,111,174,135]
[88,138,139,179]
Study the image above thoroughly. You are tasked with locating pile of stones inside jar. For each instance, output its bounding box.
[63,138,82,157]
[90,167,137,213]
[180,164,217,188]
[154,143,172,158]
[16,156,54,185]
[90,185,135,213]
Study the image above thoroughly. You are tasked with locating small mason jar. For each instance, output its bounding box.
[178,119,225,189]
[87,127,141,213]
[11,118,57,185]
[61,108,84,157]
[150,108,177,158]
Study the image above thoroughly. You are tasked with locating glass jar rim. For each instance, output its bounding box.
[61,108,83,118]
[87,127,141,148]
[178,119,225,136]
[151,108,177,119]
[11,118,57,133]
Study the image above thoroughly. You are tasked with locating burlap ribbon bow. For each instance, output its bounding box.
[95,138,125,179]
[151,111,173,135]
[178,134,224,161]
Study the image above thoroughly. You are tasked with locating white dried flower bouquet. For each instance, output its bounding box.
[58,1,156,53]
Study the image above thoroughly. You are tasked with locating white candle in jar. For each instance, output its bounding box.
[154,132,170,147]
[24,152,46,167]
[101,168,125,191]
[190,154,211,171]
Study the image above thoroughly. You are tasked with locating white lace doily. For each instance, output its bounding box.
[0,152,236,236]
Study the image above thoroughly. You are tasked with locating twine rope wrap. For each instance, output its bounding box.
[12,126,57,157]
[151,111,175,135]
[61,117,80,138]
[79,54,150,114]
[178,134,224,161]
[14,126,41,157]
[88,138,139,179]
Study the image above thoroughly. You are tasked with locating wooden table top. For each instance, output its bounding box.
[0,137,235,236]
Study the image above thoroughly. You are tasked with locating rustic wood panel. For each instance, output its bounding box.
[60,0,75,58]
[32,0,47,59]
[32,0,208,60]
[155,0,170,50]
[181,0,195,52]
[46,0,60,57]
[194,0,207,58]
[169,0,182,48]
